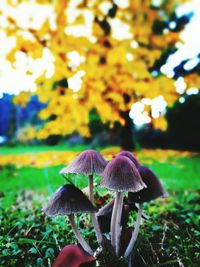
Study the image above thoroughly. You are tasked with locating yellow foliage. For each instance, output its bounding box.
[13,92,30,106]
[184,73,200,89]
[0,147,196,168]
[152,116,168,131]
[1,0,196,137]
[16,126,36,143]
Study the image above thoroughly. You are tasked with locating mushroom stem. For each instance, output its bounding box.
[91,213,103,244]
[88,174,103,245]
[124,203,143,258]
[110,192,121,250]
[128,256,132,267]
[68,214,94,255]
[115,192,124,256]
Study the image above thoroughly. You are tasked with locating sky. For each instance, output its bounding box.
[130,0,200,126]
[160,0,200,78]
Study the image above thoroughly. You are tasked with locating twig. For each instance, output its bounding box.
[149,240,159,264]
[137,248,148,266]
[174,251,185,267]
[33,243,43,257]
[53,234,61,251]
[161,223,168,253]
[48,258,51,267]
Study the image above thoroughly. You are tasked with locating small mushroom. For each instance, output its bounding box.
[124,166,166,258]
[43,184,95,255]
[60,149,107,244]
[97,198,149,233]
[97,198,129,233]
[100,156,146,255]
[128,165,167,203]
[53,244,95,267]
[116,150,140,168]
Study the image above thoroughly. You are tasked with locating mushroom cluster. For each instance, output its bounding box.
[42,149,166,267]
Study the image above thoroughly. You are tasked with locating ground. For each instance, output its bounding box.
[0,145,199,267]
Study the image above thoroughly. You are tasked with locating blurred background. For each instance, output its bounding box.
[0,0,200,266]
[0,0,200,150]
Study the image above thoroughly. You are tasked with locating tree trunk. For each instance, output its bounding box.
[120,111,135,151]
[7,106,17,141]
[15,105,21,137]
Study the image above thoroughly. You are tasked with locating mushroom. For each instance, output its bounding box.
[43,184,95,255]
[59,149,107,244]
[128,165,167,203]
[116,150,140,168]
[97,198,149,233]
[124,165,166,258]
[100,156,146,255]
[97,198,129,233]
[53,244,95,267]
[60,150,107,204]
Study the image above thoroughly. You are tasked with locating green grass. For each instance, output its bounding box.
[0,189,199,267]
[0,143,87,155]
[146,156,200,191]
[0,165,63,194]
[1,155,200,195]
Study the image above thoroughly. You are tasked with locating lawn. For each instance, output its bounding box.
[1,145,199,192]
[0,145,199,266]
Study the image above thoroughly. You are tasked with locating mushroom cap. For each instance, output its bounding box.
[43,184,96,216]
[53,244,95,267]
[97,199,115,218]
[128,166,167,203]
[116,150,140,168]
[97,198,129,233]
[100,156,146,192]
[60,149,107,176]
[97,198,149,233]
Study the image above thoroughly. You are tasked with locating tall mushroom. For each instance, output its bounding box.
[116,151,140,169]
[43,184,96,255]
[60,149,107,244]
[59,149,107,245]
[124,165,166,258]
[100,156,146,256]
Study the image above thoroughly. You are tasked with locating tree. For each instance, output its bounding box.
[1,0,199,148]
[166,92,200,150]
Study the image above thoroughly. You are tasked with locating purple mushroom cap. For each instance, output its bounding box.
[60,149,107,176]
[100,156,146,192]
[116,150,140,168]
[97,197,149,233]
[97,198,129,233]
[128,165,167,203]
[43,184,96,216]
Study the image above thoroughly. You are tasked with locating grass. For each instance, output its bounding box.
[0,189,199,267]
[0,146,200,266]
[147,156,200,191]
[0,143,87,155]
[1,153,200,194]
